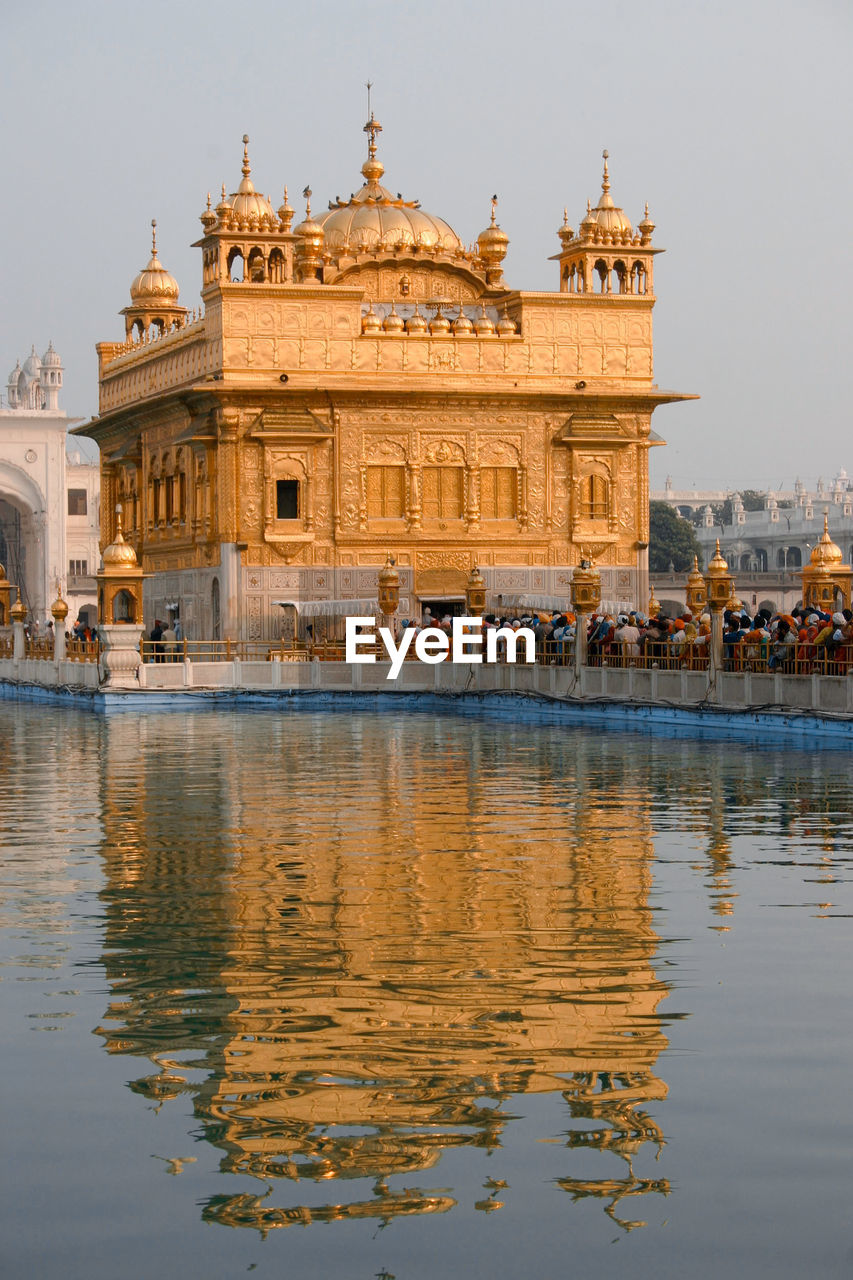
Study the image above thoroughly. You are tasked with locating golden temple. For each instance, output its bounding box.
[79,108,695,638]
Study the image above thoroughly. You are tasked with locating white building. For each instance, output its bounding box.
[654,472,853,573]
[1,345,100,627]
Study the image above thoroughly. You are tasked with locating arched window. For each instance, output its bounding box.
[227,248,244,282]
[612,261,627,294]
[269,248,285,283]
[580,474,609,520]
[594,259,609,293]
[247,248,265,282]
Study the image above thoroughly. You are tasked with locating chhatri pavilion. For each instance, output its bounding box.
[79,110,694,639]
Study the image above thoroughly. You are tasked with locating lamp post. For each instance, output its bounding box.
[685,555,707,616]
[570,559,601,675]
[704,539,733,681]
[465,565,486,616]
[10,588,26,662]
[378,553,400,627]
[51,584,69,661]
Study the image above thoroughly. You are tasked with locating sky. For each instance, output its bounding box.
[2,0,851,490]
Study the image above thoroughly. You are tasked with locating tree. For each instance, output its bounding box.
[649,501,702,574]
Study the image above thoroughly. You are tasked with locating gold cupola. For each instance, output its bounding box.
[315,110,467,266]
[227,136,276,228]
[122,220,187,340]
[476,197,509,286]
[293,188,325,282]
[585,151,633,241]
[810,514,844,567]
[129,220,180,304]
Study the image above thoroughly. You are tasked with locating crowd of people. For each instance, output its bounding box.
[398,603,853,673]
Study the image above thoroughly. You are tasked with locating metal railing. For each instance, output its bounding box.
[139,638,310,664]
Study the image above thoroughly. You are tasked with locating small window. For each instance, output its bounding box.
[276,479,299,520]
[68,489,87,516]
[69,559,88,577]
[580,474,609,520]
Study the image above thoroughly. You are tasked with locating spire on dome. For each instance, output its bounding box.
[242,134,251,179]
[150,218,158,258]
[601,149,611,196]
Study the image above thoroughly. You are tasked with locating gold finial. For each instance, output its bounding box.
[601,149,610,194]
[221,182,226,201]
[302,185,312,218]
[242,133,251,178]
[206,192,211,212]
[150,218,157,257]
[563,207,569,227]
[364,81,382,159]
[115,502,124,534]
[490,193,498,226]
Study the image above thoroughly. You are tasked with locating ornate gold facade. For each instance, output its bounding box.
[79,115,694,638]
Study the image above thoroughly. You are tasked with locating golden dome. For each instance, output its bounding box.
[496,305,517,336]
[705,539,729,578]
[102,510,139,570]
[428,304,451,335]
[451,305,474,336]
[810,515,845,567]
[405,302,427,333]
[130,221,180,304]
[382,301,405,333]
[293,189,325,243]
[583,151,633,239]
[51,590,69,622]
[477,198,509,265]
[224,136,276,227]
[473,303,496,336]
[361,301,382,334]
[316,114,466,263]
[10,589,26,622]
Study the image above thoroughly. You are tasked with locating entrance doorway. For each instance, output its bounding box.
[418,598,466,623]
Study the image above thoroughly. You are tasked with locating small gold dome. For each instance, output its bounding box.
[496,305,517,336]
[382,301,405,333]
[293,189,325,245]
[557,208,574,248]
[361,302,382,334]
[51,591,69,622]
[428,304,451,335]
[130,220,180,304]
[810,515,844,567]
[473,303,496,336]
[102,510,139,570]
[477,199,509,266]
[227,136,276,226]
[581,151,633,239]
[405,302,427,333]
[451,305,474,336]
[10,589,27,621]
[705,539,729,578]
[686,554,705,588]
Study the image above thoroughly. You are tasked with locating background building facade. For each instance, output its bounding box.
[1,345,100,626]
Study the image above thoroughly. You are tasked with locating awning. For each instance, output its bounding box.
[272,598,381,618]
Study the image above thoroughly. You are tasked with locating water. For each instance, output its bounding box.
[1,703,852,1279]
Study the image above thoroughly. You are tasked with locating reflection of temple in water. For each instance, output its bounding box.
[94,713,677,1232]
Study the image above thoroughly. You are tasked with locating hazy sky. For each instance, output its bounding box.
[2,0,851,489]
